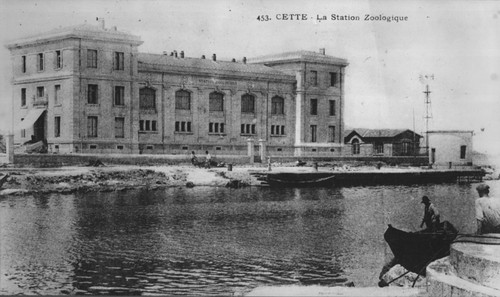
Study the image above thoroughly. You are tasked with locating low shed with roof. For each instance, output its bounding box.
[344,128,422,157]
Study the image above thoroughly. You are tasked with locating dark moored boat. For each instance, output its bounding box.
[267,172,335,187]
[384,223,458,275]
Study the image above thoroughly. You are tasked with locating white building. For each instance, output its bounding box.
[427,130,474,167]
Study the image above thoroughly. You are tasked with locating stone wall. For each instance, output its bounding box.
[11,153,251,167]
[10,153,428,168]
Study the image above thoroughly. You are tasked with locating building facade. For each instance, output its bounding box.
[427,130,473,166]
[7,20,348,156]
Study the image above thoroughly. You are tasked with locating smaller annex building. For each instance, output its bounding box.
[343,128,421,157]
[427,130,473,167]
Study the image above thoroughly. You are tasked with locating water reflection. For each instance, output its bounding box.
[0,181,493,295]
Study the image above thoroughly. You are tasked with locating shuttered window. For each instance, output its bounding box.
[175,90,191,110]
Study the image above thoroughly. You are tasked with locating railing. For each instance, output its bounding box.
[33,98,48,107]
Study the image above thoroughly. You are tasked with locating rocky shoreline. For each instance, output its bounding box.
[1,162,497,196]
[0,166,260,196]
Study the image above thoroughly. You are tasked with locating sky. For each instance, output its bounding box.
[0,0,499,155]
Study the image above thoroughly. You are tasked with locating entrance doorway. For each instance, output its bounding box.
[254,145,261,163]
[33,111,46,142]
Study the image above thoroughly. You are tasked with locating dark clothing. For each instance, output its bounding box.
[191,154,198,166]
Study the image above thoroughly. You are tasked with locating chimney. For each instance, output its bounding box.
[212,54,216,61]
[98,18,105,29]
[243,57,247,64]
[180,51,184,58]
[319,48,326,55]
[174,50,178,58]
[201,55,206,59]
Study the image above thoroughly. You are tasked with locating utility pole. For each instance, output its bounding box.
[413,108,416,160]
[423,84,432,155]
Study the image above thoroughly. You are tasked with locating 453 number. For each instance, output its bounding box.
[257,15,271,21]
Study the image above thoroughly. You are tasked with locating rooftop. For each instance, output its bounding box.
[249,50,349,66]
[138,53,296,81]
[428,130,474,134]
[6,19,142,49]
[345,128,422,138]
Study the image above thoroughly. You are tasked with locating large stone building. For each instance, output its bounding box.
[6,20,348,156]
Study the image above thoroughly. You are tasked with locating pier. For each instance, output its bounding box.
[264,168,485,187]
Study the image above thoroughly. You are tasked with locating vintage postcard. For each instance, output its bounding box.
[0,0,499,296]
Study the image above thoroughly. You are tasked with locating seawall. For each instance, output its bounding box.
[6,153,429,168]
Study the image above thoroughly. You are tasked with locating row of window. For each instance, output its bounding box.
[83,144,237,151]
[21,85,62,107]
[209,122,225,133]
[309,71,341,87]
[350,140,419,155]
[241,124,256,135]
[139,120,157,132]
[22,51,62,73]
[21,50,124,73]
[87,85,126,105]
[23,85,316,116]
[23,53,338,88]
[175,121,192,133]
[86,50,124,70]
[140,88,287,114]
[310,125,336,143]
[310,99,336,116]
[271,125,285,136]
[21,84,124,107]
[32,116,335,142]
[134,122,256,136]
[88,85,120,105]
[76,145,299,152]
[87,116,125,138]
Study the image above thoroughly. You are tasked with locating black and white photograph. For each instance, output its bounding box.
[0,0,499,296]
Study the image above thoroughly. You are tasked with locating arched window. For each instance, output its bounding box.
[241,94,255,113]
[175,90,191,110]
[139,88,156,110]
[209,92,224,111]
[352,139,360,155]
[271,96,284,114]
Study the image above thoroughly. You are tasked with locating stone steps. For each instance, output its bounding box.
[427,258,500,297]
[426,234,500,297]
[450,235,500,291]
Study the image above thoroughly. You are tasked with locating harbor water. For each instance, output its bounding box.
[1,181,498,295]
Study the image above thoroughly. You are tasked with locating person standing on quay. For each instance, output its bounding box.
[205,151,212,169]
[475,184,500,234]
[420,196,440,231]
